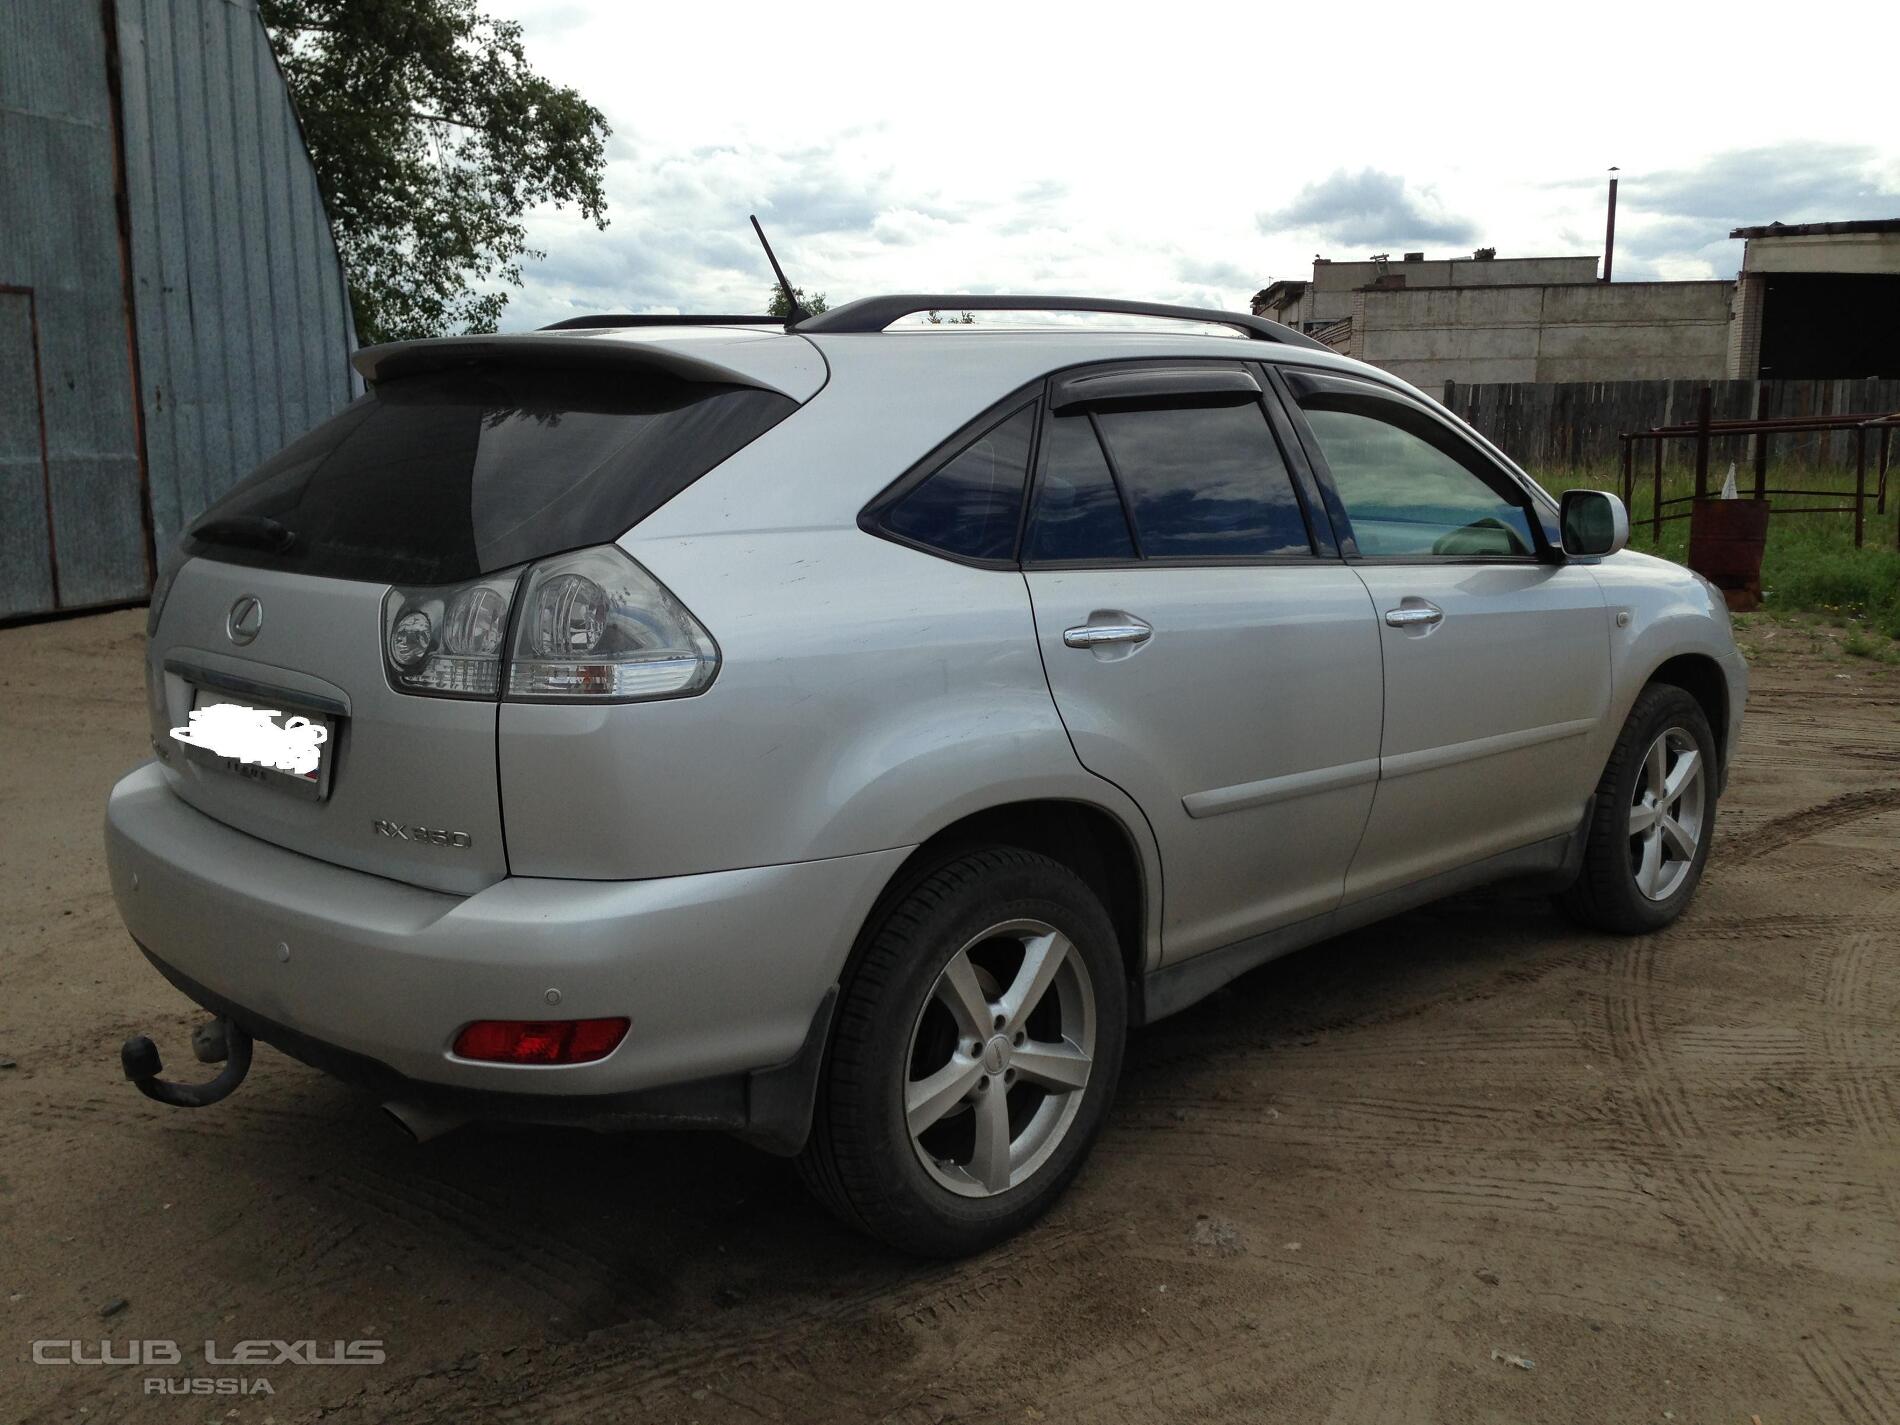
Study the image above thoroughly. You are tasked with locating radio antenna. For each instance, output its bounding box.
[750,214,809,325]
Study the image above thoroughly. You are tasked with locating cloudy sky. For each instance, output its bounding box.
[483,0,1900,330]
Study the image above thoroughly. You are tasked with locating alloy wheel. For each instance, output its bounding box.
[903,919,1097,1198]
[1629,726,1706,901]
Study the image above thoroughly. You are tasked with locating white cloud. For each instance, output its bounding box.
[480,0,1900,329]
[1260,170,1478,248]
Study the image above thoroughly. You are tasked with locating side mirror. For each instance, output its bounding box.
[1560,489,1629,558]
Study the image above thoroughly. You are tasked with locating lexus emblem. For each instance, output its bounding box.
[226,595,263,646]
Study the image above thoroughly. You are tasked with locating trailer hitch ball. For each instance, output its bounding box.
[191,1018,230,1065]
[121,1018,254,1108]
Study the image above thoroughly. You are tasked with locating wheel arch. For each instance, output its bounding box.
[1644,653,1730,785]
[845,798,1156,1006]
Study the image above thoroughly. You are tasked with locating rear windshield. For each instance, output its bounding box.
[184,365,797,583]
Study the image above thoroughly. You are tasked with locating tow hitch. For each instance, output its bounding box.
[120,1017,254,1107]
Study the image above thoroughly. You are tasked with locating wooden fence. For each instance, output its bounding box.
[1439,377,1900,471]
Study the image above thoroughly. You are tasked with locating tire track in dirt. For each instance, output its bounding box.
[1019,1283,1435,1425]
[1321,1329,1436,1425]
[1391,1170,1658,1222]
[1824,927,1900,1145]
[1602,934,1707,1142]
[317,1167,663,1332]
[1806,878,1900,1239]
[1800,1332,1900,1425]
[1614,805,1900,1273]
[348,1216,1126,1424]
[1595,930,1802,1265]
[1725,787,1900,864]
[1694,910,1868,941]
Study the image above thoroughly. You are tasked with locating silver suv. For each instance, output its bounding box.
[107,295,1747,1255]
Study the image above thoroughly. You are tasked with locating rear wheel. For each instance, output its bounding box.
[798,847,1126,1256]
[1558,684,1718,934]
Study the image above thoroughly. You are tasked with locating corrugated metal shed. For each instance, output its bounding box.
[0,0,147,614]
[0,0,357,620]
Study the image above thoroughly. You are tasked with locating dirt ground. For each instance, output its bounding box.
[2,609,1896,1425]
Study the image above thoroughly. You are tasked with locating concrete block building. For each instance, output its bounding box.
[1726,220,1900,379]
[1254,219,1900,393]
[1253,251,1733,390]
[1254,252,1601,338]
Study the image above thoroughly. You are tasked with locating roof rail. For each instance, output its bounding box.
[538,313,786,332]
[793,295,1329,350]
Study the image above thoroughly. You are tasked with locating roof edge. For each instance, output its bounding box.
[1731,219,1900,239]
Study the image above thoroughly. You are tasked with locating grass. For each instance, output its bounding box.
[1538,461,1900,642]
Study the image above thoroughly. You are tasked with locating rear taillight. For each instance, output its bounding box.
[383,572,520,697]
[381,545,717,703]
[506,546,719,701]
[452,1018,629,1064]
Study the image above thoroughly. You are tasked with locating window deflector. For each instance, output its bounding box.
[1051,365,1260,412]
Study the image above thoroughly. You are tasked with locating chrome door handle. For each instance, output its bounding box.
[1383,606,1444,628]
[1063,621,1152,649]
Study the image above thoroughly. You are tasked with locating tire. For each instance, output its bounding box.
[1557,684,1719,934]
[798,846,1127,1257]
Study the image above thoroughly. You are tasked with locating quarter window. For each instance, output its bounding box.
[1092,400,1310,557]
[881,404,1035,561]
[1292,384,1538,558]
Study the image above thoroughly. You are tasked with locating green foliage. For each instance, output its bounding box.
[1549,461,1900,642]
[1758,522,1900,640]
[766,287,829,317]
[261,0,610,343]
[923,309,976,324]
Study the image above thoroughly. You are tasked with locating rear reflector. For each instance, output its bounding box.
[452,1018,629,1065]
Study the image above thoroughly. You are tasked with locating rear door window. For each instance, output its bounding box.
[880,404,1035,561]
[1092,400,1311,557]
[184,366,797,584]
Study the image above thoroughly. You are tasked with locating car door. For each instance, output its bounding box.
[1276,367,1612,903]
[1023,362,1384,963]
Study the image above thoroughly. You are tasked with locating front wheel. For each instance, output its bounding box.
[798,847,1127,1256]
[1558,684,1719,934]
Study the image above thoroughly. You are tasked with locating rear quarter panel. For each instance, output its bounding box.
[497,528,1162,921]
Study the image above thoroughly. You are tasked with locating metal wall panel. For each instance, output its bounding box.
[0,0,357,618]
[0,0,150,616]
[0,292,58,616]
[116,0,358,559]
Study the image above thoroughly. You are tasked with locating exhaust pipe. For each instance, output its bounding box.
[121,1017,253,1107]
[380,1100,469,1143]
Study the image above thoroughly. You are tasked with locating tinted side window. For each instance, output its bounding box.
[1093,400,1310,557]
[1024,414,1136,562]
[881,405,1034,561]
[1293,387,1537,558]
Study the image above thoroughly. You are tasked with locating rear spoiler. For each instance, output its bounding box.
[350,332,827,401]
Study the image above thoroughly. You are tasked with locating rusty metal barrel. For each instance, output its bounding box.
[1688,498,1772,611]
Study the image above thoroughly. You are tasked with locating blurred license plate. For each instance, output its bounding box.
[173,690,335,802]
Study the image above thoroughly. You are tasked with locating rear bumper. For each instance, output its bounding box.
[105,762,908,1145]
